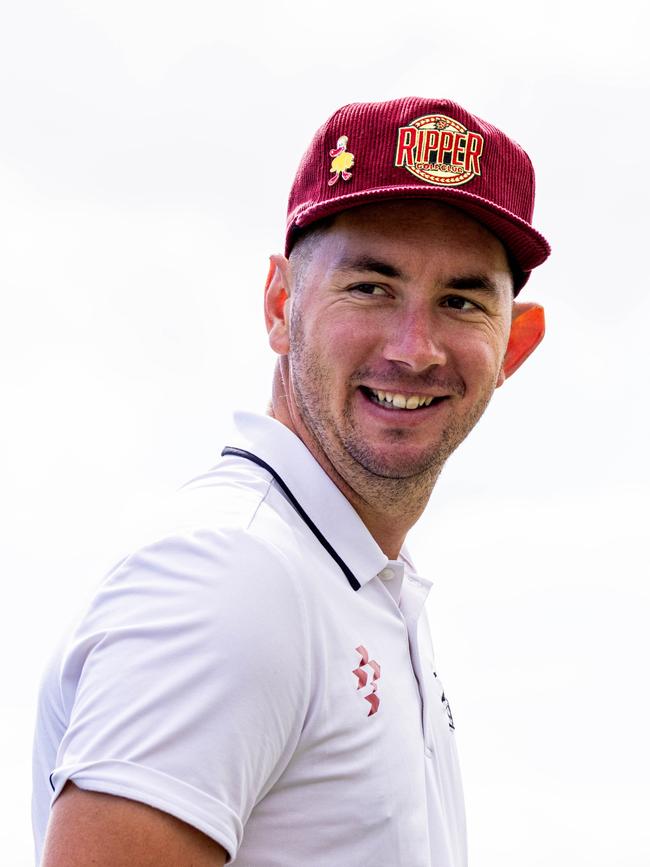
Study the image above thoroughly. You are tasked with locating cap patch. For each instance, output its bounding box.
[395,114,484,187]
[328,135,354,186]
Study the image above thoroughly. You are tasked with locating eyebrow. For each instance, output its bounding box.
[446,275,501,294]
[333,255,502,294]
[333,255,404,279]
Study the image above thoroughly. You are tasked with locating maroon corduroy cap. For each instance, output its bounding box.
[286,97,550,293]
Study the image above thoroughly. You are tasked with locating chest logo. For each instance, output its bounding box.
[352,644,381,717]
[395,114,484,187]
[433,670,455,731]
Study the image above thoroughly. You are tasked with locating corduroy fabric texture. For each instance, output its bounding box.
[286,97,550,293]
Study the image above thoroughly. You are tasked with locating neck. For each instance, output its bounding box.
[269,365,439,560]
[346,479,433,561]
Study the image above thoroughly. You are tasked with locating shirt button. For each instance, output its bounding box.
[379,567,395,581]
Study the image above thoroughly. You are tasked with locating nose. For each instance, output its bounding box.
[382,309,447,373]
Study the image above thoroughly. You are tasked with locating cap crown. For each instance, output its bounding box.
[286,97,550,290]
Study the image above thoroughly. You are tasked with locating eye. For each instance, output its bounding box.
[441,295,481,311]
[350,283,389,296]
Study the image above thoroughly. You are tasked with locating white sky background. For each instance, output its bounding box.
[1,1,649,863]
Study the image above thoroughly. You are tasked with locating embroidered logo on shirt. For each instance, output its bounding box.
[352,644,381,717]
[433,670,455,730]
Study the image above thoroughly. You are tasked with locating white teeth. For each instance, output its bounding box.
[369,388,436,410]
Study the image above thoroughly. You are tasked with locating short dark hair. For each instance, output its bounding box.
[287,216,336,293]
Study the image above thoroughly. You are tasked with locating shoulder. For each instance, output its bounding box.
[91,525,304,638]
[72,463,308,647]
[106,458,302,592]
[57,459,316,684]
[58,486,313,735]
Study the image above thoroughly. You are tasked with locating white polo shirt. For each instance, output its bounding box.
[32,412,467,866]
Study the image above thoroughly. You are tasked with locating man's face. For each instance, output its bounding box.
[282,200,514,483]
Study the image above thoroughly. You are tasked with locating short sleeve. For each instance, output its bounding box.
[50,527,311,861]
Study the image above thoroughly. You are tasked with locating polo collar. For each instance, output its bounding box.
[223,412,391,590]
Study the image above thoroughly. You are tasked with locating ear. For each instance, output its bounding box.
[498,302,545,385]
[264,254,292,356]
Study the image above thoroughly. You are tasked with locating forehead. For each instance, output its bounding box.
[301,200,510,280]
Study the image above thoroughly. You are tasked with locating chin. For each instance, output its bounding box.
[346,442,448,481]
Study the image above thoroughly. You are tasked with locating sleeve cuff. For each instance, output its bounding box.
[50,759,241,863]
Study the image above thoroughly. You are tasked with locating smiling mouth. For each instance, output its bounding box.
[360,386,448,411]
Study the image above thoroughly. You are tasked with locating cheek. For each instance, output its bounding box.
[451,331,506,387]
[310,316,375,366]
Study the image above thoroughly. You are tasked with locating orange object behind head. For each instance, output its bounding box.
[503,304,545,379]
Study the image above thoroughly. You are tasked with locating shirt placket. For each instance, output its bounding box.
[399,575,435,757]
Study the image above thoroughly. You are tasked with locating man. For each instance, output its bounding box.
[33,97,550,866]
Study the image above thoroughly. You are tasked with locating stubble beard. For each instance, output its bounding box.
[288,308,498,510]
